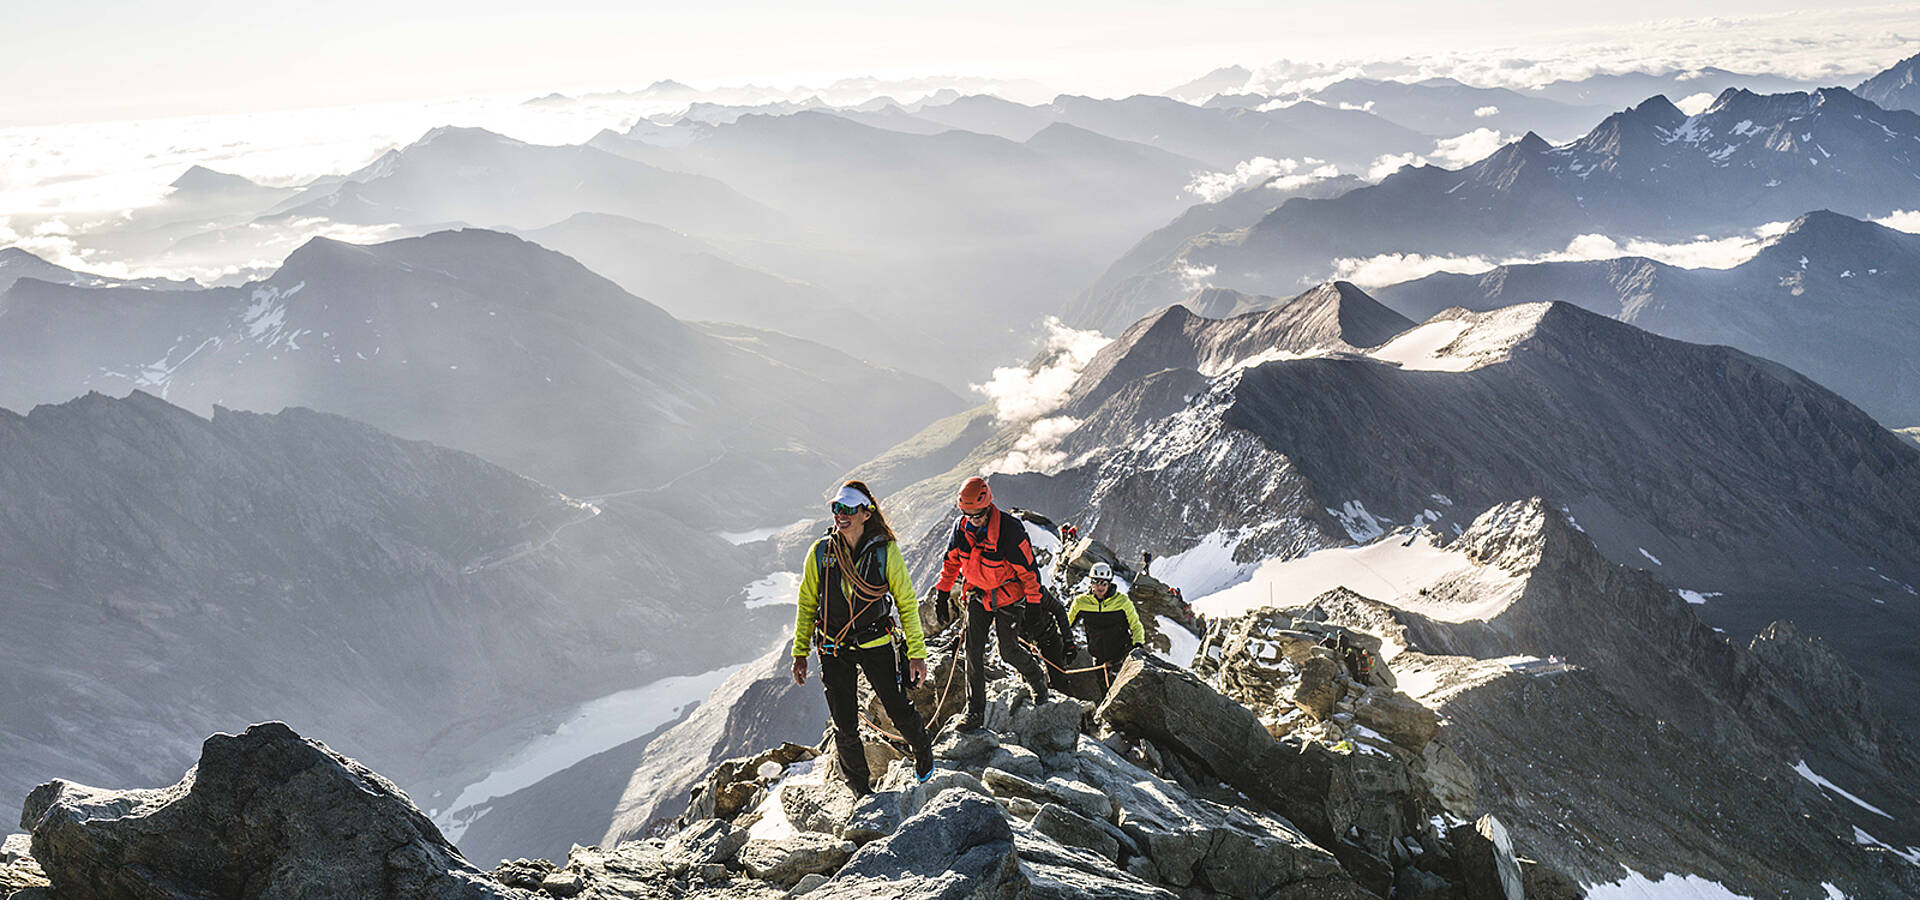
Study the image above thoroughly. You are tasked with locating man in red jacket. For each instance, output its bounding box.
[933,476,1052,730]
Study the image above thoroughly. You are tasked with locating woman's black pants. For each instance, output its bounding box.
[819,642,931,791]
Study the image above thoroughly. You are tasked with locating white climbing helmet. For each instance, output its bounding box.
[1090,562,1114,581]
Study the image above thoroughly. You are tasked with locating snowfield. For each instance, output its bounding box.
[1188,530,1524,628]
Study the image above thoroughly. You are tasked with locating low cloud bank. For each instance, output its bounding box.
[1366,128,1511,181]
[1329,220,1795,288]
[972,317,1112,425]
[972,317,1113,475]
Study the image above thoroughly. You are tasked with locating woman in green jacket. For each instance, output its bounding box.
[791,480,934,792]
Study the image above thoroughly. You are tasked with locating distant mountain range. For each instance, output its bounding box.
[878,283,1920,722]
[267,127,789,243]
[1079,86,1920,330]
[0,391,775,818]
[0,229,963,525]
[1374,210,1920,427]
[1278,77,1611,142]
[588,110,1212,384]
[0,248,196,295]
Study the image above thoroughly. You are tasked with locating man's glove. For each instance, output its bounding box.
[1064,638,1080,658]
[934,588,953,607]
[1025,602,1049,630]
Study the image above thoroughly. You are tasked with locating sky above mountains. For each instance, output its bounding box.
[6,1,1919,127]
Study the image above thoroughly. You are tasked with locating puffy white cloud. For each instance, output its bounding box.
[1430,128,1509,168]
[1874,210,1920,234]
[1268,163,1342,192]
[971,317,1112,425]
[1178,262,1217,293]
[1330,219,1797,287]
[1674,92,1719,115]
[1473,105,1500,118]
[1187,156,1300,202]
[1246,6,1918,99]
[1330,251,1498,287]
[1366,151,1426,182]
[982,415,1084,476]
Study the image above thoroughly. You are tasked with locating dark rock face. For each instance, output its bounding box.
[21,723,525,900]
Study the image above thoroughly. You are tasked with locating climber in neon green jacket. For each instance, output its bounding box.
[1068,562,1146,681]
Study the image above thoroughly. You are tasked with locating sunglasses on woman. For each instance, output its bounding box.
[831,502,869,516]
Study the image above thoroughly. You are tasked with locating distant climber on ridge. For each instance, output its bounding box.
[934,476,1052,730]
[791,480,935,791]
[1068,562,1146,687]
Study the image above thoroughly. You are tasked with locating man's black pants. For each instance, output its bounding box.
[965,604,1050,721]
[819,642,931,791]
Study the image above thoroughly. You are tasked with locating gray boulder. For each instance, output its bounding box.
[665,818,750,868]
[1071,736,1348,898]
[1353,689,1441,751]
[1293,653,1345,719]
[985,743,1047,780]
[558,841,788,898]
[1031,803,1120,861]
[932,725,1000,763]
[1,832,48,895]
[1015,828,1174,900]
[1013,697,1090,752]
[810,790,1025,899]
[19,722,525,900]
[1450,816,1523,900]
[738,833,856,887]
[1097,652,1359,847]
[781,781,860,835]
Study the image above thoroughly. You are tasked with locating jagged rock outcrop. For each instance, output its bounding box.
[809,790,1024,899]
[1181,499,1920,897]
[0,834,46,895]
[20,723,526,900]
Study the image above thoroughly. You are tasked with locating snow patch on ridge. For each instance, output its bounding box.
[1152,530,1260,598]
[1584,869,1757,899]
[1366,303,1548,372]
[1190,529,1524,626]
[1157,615,1200,668]
[1793,760,1893,819]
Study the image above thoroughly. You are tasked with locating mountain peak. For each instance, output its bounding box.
[407,125,522,152]
[1755,209,1909,267]
[1512,131,1552,155]
[1856,52,1920,112]
[169,165,258,192]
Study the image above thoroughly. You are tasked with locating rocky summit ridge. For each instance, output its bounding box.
[7,492,1917,898]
